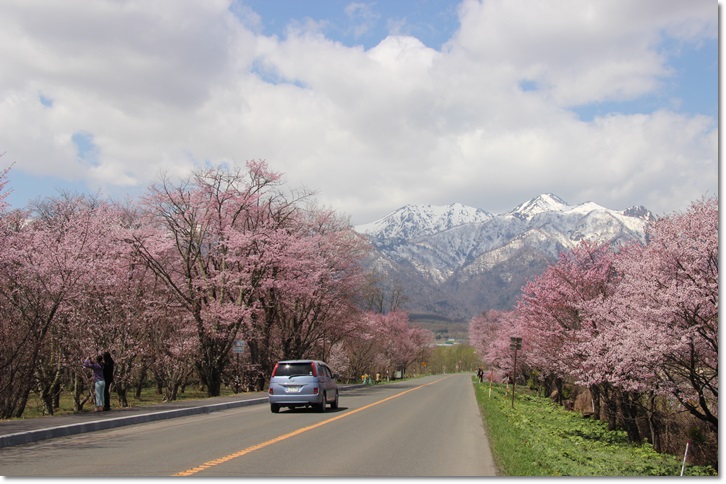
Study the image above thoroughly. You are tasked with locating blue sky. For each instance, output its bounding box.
[0,0,718,224]
[238,0,462,49]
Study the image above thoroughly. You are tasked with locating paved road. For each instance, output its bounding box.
[0,374,496,477]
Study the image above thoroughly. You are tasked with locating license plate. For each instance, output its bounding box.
[285,386,302,393]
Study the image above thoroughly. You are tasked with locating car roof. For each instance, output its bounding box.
[277,359,325,364]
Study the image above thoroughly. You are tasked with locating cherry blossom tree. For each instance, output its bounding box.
[264,210,367,362]
[0,165,9,212]
[0,193,125,416]
[514,241,621,407]
[469,310,517,371]
[339,311,390,380]
[338,311,433,381]
[130,161,336,396]
[592,196,718,434]
[143,302,198,402]
[377,311,434,377]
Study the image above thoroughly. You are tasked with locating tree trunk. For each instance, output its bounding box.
[198,354,224,397]
[117,382,130,407]
[52,377,61,409]
[166,382,180,401]
[589,385,602,421]
[73,371,90,412]
[555,377,564,405]
[647,394,663,452]
[40,385,54,416]
[602,385,618,431]
[619,391,642,443]
[542,375,554,399]
[39,366,63,416]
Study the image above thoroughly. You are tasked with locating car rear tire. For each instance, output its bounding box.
[331,391,339,409]
[318,392,327,412]
[270,404,280,413]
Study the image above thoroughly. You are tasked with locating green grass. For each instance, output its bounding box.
[473,378,716,477]
[12,386,239,420]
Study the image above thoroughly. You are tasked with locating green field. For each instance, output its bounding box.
[473,378,716,477]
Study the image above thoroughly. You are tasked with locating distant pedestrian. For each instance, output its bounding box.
[102,351,115,411]
[83,355,105,412]
[502,372,510,397]
[477,368,484,383]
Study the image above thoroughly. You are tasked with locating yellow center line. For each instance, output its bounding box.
[173,376,447,476]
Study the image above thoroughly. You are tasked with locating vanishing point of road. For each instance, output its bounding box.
[0,373,496,477]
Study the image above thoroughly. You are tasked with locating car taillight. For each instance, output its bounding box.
[313,387,319,395]
[310,362,318,377]
[268,388,273,395]
[271,363,279,377]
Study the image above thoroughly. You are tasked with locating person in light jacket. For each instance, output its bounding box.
[83,355,105,412]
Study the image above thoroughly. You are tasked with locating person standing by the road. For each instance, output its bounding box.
[83,355,105,412]
[102,352,114,411]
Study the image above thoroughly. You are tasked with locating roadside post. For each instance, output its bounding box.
[509,337,522,408]
[681,441,690,476]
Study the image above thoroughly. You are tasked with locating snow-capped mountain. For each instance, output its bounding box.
[355,202,494,239]
[507,193,570,220]
[354,194,654,320]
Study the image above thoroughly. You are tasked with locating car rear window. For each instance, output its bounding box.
[274,362,314,377]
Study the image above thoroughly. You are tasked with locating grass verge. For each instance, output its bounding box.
[473,378,716,476]
[9,386,239,420]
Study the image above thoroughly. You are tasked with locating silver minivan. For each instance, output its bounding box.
[268,360,339,413]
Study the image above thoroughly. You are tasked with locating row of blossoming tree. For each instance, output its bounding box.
[469,196,717,464]
[0,162,432,419]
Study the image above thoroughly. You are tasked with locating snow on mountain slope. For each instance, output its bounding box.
[507,193,569,220]
[358,194,651,242]
[354,202,493,239]
[353,194,654,319]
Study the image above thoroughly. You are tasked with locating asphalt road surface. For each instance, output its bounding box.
[0,373,496,477]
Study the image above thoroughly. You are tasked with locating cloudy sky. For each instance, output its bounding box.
[0,0,718,225]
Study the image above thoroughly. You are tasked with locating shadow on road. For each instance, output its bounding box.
[276,407,348,414]
[341,381,421,397]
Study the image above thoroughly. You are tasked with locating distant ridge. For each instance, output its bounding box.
[354,194,653,320]
[355,202,493,240]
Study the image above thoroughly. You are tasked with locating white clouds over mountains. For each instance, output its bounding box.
[0,0,717,224]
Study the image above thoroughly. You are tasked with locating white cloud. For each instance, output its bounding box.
[0,0,717,224]
[448,0,715,107]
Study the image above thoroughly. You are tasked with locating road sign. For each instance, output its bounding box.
[233,340,245,354]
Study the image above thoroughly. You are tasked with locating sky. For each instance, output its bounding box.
[0,0,718,225]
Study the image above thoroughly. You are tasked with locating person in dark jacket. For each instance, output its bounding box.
[102,352,115,411]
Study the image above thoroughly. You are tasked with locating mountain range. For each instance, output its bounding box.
[353,194,654,321]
